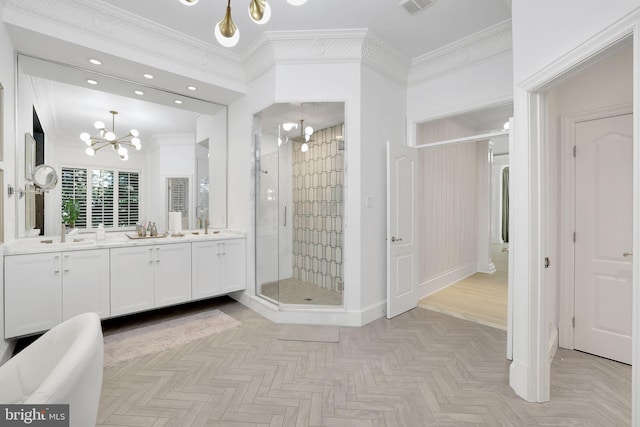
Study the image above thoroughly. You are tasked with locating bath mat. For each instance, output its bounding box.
[277,324,340,343]
[103,309,242,367]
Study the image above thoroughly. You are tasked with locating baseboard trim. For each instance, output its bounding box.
[548,327,559,363]
[509,358,535,402]
[477,262,496,274]
[417,262,477,299]
[230,292,385,327]
[558,320,574,350]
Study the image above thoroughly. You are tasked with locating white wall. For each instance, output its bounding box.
[0,15,16,361]
[408,53,513,129]
[512,2,640,83]
[359,65,406,311]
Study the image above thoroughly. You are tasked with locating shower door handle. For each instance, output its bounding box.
[283,206,287,227]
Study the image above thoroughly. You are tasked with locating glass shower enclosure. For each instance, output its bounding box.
[255,102,345,306]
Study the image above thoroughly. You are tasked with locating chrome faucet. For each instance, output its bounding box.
[61,222,66,243]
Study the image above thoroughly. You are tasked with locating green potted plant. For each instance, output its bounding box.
[61,198,80,228]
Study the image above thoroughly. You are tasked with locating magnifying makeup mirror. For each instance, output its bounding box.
[32,164,58,191]
[19,164,58,198]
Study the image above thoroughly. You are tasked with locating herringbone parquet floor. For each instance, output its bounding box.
[97,297,631,426]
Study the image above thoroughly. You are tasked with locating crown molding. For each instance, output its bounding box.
[409,19,512,86]
[243,29,410,85]
[4,0,246,86]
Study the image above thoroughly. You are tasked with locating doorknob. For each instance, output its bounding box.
[391,236,403,242]
[623,252,633,258]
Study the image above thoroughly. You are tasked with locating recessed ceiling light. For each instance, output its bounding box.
[179,0,199,5]
[174,100,183,104]
[89,59,102,65]
[86,79,98,85]
[187,85,197,91]
[143,73,154,79]
[134,90,144,96]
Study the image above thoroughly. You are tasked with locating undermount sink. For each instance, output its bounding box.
[40,238,97,247]
[14,237,96,248]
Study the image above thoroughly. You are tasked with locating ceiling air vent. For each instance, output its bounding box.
[399,0,435,15]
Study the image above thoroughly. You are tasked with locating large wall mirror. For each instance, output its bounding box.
[15,54,228,238]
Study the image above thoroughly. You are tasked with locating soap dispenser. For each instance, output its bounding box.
[96,223,105,241]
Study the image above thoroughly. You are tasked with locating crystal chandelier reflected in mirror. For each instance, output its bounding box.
[81,110,141,161]
[179,0,308,48]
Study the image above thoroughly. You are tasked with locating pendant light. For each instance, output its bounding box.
[215,0,240,48]
[182,0,308,48]
[249,0,271,24]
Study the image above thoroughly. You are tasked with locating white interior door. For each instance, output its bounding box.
[386,141,418,318]
[574,113,633,364]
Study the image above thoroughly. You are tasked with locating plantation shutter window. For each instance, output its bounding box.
[60,167,140,230]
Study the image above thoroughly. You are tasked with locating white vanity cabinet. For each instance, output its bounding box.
[5,233,245,338]
[4,248,110,338]
[192,238,246,299]
[61,249,110,320]
[110,242,192,316]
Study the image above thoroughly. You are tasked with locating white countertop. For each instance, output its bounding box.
[4,229,246,255]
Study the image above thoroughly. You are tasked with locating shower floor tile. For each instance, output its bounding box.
[260,277,343,305]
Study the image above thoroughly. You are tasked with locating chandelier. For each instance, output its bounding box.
[179,0,309,48]
[80,110,141,161]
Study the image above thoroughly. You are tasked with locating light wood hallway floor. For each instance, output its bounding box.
[97,296,630,426]
[418,272,508,330]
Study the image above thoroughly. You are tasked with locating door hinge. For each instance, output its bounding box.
[573,146,576,157]
[573,232,576,243]
[544,257,550,269]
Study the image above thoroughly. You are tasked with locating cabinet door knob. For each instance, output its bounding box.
[624,252,633,258]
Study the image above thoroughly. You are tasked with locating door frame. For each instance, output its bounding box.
[559,103,633,350]
[510,14,639,416]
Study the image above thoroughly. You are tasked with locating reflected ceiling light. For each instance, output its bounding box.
[81,110,142,161]
[179,0,199,4]
[143,73,154,79]
[134,90,144,95]
[89,59,102,65]
[287,0,308,5]
[174,99,183,104]
[86,79,98,85]
[503,121,510,130]
[282,122,298,131]
[187,85,197,91]
[301,142,309,152]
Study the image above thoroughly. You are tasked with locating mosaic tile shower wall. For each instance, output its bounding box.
[292,124,344,292]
